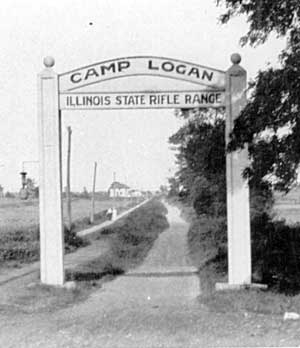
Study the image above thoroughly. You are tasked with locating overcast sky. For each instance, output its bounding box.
[0,0,285,192]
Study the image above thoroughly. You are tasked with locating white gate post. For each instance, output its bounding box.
[37,56,64,286]
[225,53,251,285]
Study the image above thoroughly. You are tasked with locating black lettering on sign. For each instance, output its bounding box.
[125,95,136,105]
[149,95,158,104]
[100,63,116,75]
[66,96,72,105]
[185,94,192,104]
[139,95,146,104]
[184,93,222,105]
[104,96,111,105]
[173,94,180,104]
[208,94,215,103]
[85,96,94,105]
[188,67,200,78]
[75,96,83,106]
[148,60,159,71]
[115,96,122,105]
[84,68,99,80]
[118,61,130,72]
[66,95,111,107]
[176,64,186,74]
[70,73,82,83]
[202,70,213,81]
[201,94,208,103]
[162,61,174,72]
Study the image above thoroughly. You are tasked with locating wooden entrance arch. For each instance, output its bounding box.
[37,54,250,287]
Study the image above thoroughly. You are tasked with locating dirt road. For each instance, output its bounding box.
[1,201,300,347]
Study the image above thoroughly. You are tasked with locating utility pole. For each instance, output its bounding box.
[0,165,4,199]
[113,171,116,198]
[66,126,72,231]
[90,161,97,224]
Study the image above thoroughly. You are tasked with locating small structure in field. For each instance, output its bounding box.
[129,189,143,197]
[108,181,130,198]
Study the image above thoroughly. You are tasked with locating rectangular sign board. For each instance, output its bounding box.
[59,91,225,110]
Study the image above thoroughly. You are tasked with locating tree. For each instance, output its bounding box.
[26,177,39,198]
[217,0,300,191]
[217,0,300,46]
[169,107,273,217]
[169,108,227,216]
[159,185,168,195]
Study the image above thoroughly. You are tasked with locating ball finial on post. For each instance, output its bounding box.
[231,53,242,65]
[43,56,55,68]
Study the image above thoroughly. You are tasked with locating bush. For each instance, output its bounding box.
[5,192,15,198]
[187,215,227,268]
[64,226,88,253]
[251,214,300,294]
[191,176,226,217]
[188,208,300,294]
[0,241,40,262]
[0,225,40,263]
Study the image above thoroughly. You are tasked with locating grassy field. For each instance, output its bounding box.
[0,197,137,233]
[273,187,300,223]
[0,197,142,266]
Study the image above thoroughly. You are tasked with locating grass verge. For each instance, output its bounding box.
[198,258,300,317]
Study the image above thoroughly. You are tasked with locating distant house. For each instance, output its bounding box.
[129,189,143,198]
[108,181,130,198]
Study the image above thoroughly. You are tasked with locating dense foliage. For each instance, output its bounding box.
[169,108,273,217]
[169,1,300,292]
[251,213,300,294]
[217,0,300,46]
[217,0,300,191]
[216,1,300,292]
[169,109,227,216]
[170,107,275,282]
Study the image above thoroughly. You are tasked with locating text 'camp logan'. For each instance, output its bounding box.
[58,57,226,91]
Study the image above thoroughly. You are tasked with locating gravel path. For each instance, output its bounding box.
[128,202,196,274]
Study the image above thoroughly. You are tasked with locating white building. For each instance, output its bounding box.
[108,181,130,198]
[129,189,143,197]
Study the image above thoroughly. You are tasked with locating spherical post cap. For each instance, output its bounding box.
[43,56,55,68]
[231,53,242,65]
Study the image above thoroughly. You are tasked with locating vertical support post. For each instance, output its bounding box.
[225,53,251,285]
[37,56,64,286]
[66,126,72,231]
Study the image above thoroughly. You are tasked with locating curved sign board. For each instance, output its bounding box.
[59,56,226,92]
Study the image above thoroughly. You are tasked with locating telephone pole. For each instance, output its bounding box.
[90,161,97,224]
